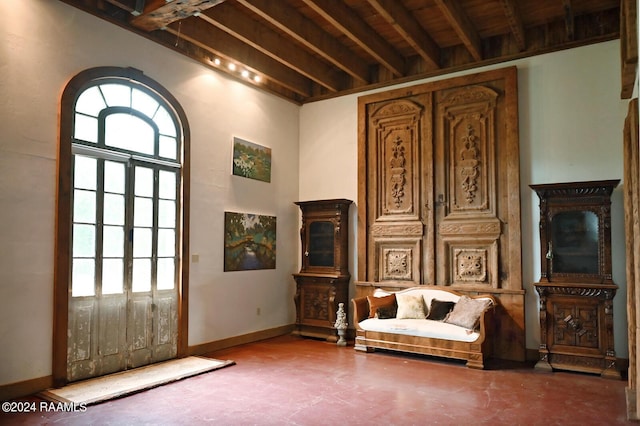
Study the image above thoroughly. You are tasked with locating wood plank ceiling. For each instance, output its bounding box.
[61,0,621,104]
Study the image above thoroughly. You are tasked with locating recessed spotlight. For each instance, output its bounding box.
[253,75,261,83]
[228,63,236,71]
[213,58,221,66]
[241,70,250,78]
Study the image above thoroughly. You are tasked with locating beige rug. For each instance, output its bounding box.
[38,356,234,406]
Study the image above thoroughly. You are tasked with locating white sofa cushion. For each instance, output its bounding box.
[358,318,480,342]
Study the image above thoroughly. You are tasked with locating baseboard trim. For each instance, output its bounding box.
[188,324,295,356]
[0,375,53,402]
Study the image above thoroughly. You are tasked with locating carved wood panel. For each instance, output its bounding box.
[435,85,502,288]
[366,98,429,283]
[623,98,639,405]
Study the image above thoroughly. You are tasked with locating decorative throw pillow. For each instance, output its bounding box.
[444,296,491,329]
[375,306,397,319]
[367,294,397,318]
[426,299,456,321]
[395,293,427,319]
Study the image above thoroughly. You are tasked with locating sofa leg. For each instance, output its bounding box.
[466,357,485,369]
[354,343,375,353]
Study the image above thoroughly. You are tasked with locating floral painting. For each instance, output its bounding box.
[232,137,271,182]
[224,212,276,271]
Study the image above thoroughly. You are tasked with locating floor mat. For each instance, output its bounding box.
[38,356,235,406]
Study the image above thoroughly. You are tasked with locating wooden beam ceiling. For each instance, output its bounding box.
[365,0,440,69]
[61,0,622,104]
[300,0,406,77]
[433,0,482,61]
[498,0,526,52]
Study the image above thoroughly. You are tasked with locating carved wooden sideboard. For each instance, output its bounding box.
[293,199,352,342]
[531,180,621,378]
[357,67,525,361]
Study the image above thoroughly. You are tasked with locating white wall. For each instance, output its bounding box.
[0,0,300,386]
[300,41,629,357]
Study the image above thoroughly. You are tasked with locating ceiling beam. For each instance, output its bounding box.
[498,0,526,51]
[300,0,406,77]
[433,0,482,61]
[562,0,575,41]
[200,2,342,92]
[104,0,136,14]
[237,0,369,85]
[131,0,227,31]
[166,17,312,98]
[366,0,440,70]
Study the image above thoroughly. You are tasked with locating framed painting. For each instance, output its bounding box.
[232,137,271,182]
[224,212,276,271]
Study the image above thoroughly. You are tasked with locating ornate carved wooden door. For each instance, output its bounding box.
[433,83,515,290]
[358,67,524,361]
[364,95,434,285]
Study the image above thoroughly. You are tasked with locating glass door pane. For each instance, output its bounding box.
[132,166,154,292]
[71,155,98,297]
[102,160,126,295]
[157,169,178,290]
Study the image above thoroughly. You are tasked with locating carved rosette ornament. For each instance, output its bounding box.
[383,249,412,281]
[389,136,407,208]
[454,249,487,282]
[458,124,481,204]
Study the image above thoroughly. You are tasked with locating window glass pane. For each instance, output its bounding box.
[158,200,176,228]
[135,167,154,197]
[102,259,124,294]
[159,170,176,200]
[132,88,159,118]
[158,229,175,257]
[74,114,98,143]
[74,156,97,190]
[133,228,152,257]
[153,106,177,137]
[134,197,153,227]
[104,193,125,225]
[73,189,96,224]
[75,86,106,117]
[100,84,131,107]
[132,258,151,292]
[105,113,154,155]
[103,225,124,257]
[104,161,125,194]
[73,224,95,257]
[157,258,175,290]
[72,259,95,297]
[159,136,177,160]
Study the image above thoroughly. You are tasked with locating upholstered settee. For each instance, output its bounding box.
[352,286,496,369]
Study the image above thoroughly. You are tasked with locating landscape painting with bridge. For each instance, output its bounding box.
[224,212,276,271]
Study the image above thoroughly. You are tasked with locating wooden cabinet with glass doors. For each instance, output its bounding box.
[531,180,621,378]
[293,199,352,342]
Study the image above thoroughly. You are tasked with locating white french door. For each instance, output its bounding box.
[67,151,179,382]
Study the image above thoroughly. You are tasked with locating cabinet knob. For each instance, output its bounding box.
[304,251,309,257]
